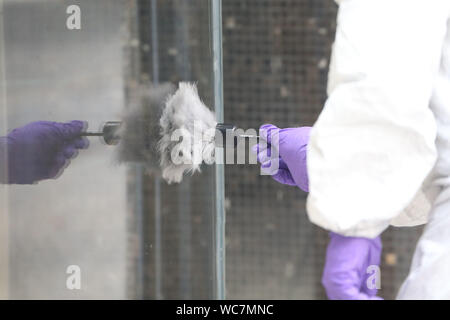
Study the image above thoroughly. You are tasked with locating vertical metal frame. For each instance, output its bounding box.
[0,0,9,299]
[211,0,225,300]
[150,0,163,300]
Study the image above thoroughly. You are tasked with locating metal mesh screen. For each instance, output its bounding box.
[221,0,423,300]
[222,0,336,300]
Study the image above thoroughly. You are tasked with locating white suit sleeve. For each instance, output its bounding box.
[306,0,450,238]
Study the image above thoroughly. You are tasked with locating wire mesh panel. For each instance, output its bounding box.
[221,0,423,300]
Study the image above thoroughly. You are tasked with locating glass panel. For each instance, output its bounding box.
[0,0,222,299]
[126,0,221,299]
[2,0,128,299]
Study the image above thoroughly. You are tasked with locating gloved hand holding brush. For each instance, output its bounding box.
[254,123,382,300]
[255,124,311,192]
[0,120,89,184]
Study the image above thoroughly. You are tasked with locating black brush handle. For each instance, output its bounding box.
[80,121,123,145]
[81,132,103,137]
[215,123,259,148]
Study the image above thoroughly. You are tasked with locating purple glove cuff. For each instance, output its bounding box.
[322,232,383,300]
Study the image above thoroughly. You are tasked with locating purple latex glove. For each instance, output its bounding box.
[254,124,311,192]
[322,232,383,300]
[0,121,89,184]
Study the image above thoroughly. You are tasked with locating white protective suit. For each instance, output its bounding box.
[306,0,450,299]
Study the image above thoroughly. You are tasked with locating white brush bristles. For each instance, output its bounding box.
[159,82,217,183]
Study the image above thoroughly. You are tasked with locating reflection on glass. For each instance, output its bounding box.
[0,0,220,299]
[125,0,219,299]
